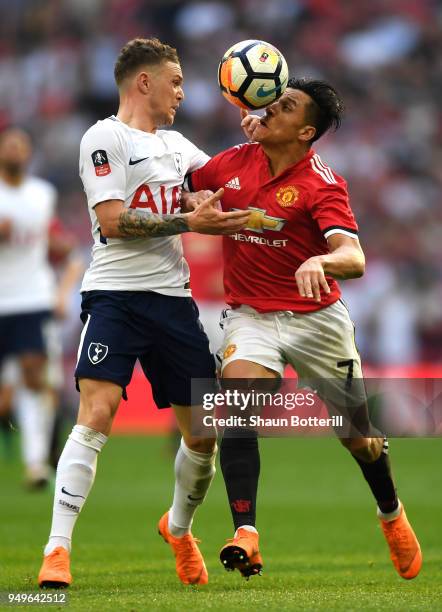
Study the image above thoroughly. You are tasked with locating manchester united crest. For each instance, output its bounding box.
[276,185,299,207]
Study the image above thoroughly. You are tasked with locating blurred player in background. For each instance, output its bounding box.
[187,79,422,581]
[38,37,249,589]
[0,128,83,488]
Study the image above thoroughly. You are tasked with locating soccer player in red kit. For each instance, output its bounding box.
[187,79,422,581]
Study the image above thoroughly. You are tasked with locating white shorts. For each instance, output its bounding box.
[219,300,366,410]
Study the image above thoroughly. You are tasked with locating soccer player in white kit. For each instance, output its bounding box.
[0,128,67,488]
[38,38,250,588]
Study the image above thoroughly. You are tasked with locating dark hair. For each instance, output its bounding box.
[114,37,179,86]
[287,78,344,142]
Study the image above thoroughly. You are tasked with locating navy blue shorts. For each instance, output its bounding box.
[75,290,216,408]
[0,310,52,365]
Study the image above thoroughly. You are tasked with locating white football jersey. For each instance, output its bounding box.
[79,116,210,295]
[0,176,56,315]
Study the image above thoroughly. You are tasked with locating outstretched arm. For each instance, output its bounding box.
[96,189,249,239]
[117,208,190,237]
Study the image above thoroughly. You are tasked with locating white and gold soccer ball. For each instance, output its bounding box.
[218,39,289,110]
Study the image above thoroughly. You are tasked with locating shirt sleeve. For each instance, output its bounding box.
[308,180,359,240]
[186,150,229,192]
[185,138,211,173]
[79,123,127,209]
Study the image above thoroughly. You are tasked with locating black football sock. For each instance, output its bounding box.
[220,428,260,531]
[354,438,399,514]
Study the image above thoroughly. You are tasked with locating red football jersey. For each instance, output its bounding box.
[189,144,358,313]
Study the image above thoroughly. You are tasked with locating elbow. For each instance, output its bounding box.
[99,222,119,239]
[353,255,365,278]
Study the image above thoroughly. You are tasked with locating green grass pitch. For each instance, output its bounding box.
[1,433,441,611]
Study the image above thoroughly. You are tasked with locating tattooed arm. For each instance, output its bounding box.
[118,208,189,237]
[95,189,250,239]
[95,199,188,239]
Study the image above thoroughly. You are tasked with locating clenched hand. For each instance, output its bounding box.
[295,256,331,302]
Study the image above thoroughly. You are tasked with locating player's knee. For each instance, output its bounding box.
[77,380,121,435]
[78,398,114,434]
[183,434,217,455]
[365,437,384,462]
[81,410,112,434]
[340,436,382,462]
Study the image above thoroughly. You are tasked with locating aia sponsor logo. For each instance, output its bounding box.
[130,184,181,214]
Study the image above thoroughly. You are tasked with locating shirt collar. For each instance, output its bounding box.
[257,147,315,183]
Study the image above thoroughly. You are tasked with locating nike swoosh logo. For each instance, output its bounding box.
[61,486,85,499]
[129,157,149,165]
[187,494,204,501]
[256,79,287,98]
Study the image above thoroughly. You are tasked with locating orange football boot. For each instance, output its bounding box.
[158,512,208,585]
[220,528,263,579]
[379,503,422,579]
[38,547,72,589]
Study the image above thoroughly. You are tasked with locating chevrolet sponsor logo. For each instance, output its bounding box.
[230,234,288,248]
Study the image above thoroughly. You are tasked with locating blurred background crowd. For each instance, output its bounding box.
[1,0,441,385]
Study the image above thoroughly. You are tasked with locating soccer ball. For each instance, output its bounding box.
[218,40,289,110]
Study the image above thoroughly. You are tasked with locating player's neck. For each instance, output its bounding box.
[263,144,310,177]
[0,169,25,187]
[116,99,157,134]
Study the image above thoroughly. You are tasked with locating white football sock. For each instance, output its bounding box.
[14,387,55,476]
[168,438,217,537]
[44,425,107,555]
[235,525,258,535]
[377,499,402,522]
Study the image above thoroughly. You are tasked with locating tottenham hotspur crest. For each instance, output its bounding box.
[88,342,108,365]
[174,152,183,176]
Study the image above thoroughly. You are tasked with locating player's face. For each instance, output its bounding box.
[0,129,32,172]
[148,61,184,127]
[252,88,316,146]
